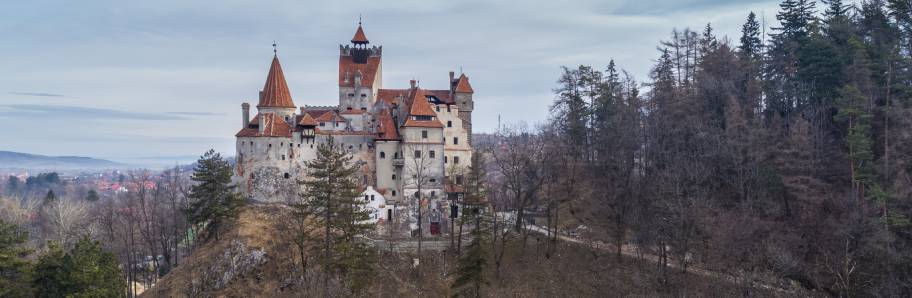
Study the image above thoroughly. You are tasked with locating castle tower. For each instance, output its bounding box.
[453,73,474,146]
[339,21,383,113]
[258,53,297,123]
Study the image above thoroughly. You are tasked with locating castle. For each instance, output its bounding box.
[233,23,474,212]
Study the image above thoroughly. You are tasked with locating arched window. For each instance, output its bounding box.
[283,173,290,179]
[380,151,386,159]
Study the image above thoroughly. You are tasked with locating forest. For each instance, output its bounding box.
[494,0,912,296]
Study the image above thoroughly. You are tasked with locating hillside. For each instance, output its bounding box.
[0,151,125,170]
[142,204,815,297]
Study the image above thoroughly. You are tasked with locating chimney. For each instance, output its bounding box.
[448,71,455,95]
[409,79,416,89]
[241,103,250,128]
[258,114,266,134]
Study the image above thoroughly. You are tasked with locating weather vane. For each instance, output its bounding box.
[272,41,277,54]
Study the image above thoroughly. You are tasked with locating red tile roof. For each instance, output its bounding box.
[338,56,381,88]
[236,113,293,137]
[403,118,444,128]
[377,89,407,106]
[408,89,437,117]
[376,109,400,140]
[424,89,452,104]
[258,55,296,108]
[455,74,474,93]
[314,110,347,123]
[351,24,369,43]
[297,113,317,126]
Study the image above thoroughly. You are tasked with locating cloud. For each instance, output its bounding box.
[8,91,65,97]
[0,104,187,120]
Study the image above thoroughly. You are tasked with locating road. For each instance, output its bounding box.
[523,223,798,295]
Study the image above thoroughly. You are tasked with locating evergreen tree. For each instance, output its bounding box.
[451,211,488,298]
[42,189,57,205]
[85,189,99,202]
[187,149,244,241]
[33,238,124,298]
[298,136,375,294]
[33,243,66,298]
[0,219,32,297]
[739,12,763,61]
[6,175,20,197]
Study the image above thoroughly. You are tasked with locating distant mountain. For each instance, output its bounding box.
[0,151,126,170]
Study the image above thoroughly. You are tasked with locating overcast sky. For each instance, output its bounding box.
[0,0,785,166]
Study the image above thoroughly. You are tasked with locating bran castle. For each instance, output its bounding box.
[233,23,475,217]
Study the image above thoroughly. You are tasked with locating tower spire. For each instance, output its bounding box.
[351,19,369,44]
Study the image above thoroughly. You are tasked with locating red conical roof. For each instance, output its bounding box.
[455,74,474,93]
[351,24,369,44]
[258,55,295,108]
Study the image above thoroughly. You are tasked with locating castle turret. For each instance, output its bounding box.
[258,52,297,123]
[453,73,474,145]
[339,21,383,115]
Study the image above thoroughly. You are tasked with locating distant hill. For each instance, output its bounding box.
[0,151,126,170]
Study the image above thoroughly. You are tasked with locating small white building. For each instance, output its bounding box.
[359,186,392,224]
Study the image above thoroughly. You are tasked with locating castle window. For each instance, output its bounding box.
[392,174,396,180]
[430,191,436,197]
[429,150,436,158]
[348,93,354,97]
[435,106,440,112]
[380,151,386,159]
[361,93,366,98]
[444,156,448,164]
[320,122,325,126]
[447,121,452,127]
[453,137,459,145]
[456,175,464,185]
[282,155,286,160]
[422,131,428,138]
[284,173,290,179]
[454,156,460,164]
[268,144,272,148]
[364,194,369,200]
[414,150,421,158]
[281,142,284,146]
[370,195,375,201]
[430,178,436,183]
[447,106,451,112]
[392,190,397,196]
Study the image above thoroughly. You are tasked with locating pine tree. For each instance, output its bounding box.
[42,189,56,205]
[33,238,124,298]
[85,189,99,202]
[451,212,488,298]
[187,149,244,241]
[6,175,20,197]
[298,136,375,294]
[0,219,32,297]
[739,12,762,61]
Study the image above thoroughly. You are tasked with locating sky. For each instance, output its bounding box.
[0,0,786,166]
